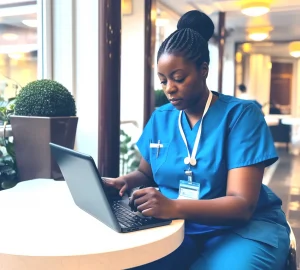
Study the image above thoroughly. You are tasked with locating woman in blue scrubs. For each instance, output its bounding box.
[104,10,290,270]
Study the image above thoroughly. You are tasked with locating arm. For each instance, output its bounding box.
[121,157,156,190]
[134,163,264,224]
[103,157,156,196]
[171,163,264,225]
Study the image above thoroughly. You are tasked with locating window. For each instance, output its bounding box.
[0,0,38,100]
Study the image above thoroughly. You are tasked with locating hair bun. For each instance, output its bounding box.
[177,10,215,42]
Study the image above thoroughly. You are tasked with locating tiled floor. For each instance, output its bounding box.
[267,148,300,269]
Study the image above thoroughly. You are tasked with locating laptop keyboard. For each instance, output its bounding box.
[111,200,153,228]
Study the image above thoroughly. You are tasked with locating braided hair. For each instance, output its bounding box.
[157,10,215,68]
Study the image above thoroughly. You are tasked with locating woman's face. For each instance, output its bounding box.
[157,53,208,110]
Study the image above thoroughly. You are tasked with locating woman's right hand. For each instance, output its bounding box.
[102,177,128,197]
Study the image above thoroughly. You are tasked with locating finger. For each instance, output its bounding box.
[119,185,127,196]
[134,194,149,208]
[136,200,153,213]
[137,202,155,217]
[131,187,153,200]
[141,208,153,217]
[101,177,115,186]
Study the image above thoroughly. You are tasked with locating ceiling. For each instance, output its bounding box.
[0,0,32,4]
[0,0,37,27]
[237,42,294,58]
[158,0,300,42]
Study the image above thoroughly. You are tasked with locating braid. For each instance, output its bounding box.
[157,28,209,68]
[157,10,214,68]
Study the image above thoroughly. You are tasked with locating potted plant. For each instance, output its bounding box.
[119,129,141,175]
[10,79,78,181]
[155,89,169,108]
[0,100,18,189]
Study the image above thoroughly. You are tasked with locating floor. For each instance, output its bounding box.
[267,148,300,269]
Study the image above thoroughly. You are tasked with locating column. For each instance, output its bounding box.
[218,12,225,93]
[143,0,156,126]
[98,0,122,177]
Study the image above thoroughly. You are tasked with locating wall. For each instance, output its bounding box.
[294,59,300,117]
[207,43,219,91]
[247,54,271,114]
[222,38,235,96]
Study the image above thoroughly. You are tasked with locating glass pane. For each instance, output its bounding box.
[0,1,38,101]
[0,1,39,189]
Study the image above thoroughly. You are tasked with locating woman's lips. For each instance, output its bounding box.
[169,98,182,106]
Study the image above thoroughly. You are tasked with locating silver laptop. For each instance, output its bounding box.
[49,143,172,233]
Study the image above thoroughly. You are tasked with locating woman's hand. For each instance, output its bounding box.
[130,187,176,219]
[102,177,128,197]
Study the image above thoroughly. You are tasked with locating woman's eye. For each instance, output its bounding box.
[160,81,167,85]
[175,78,185,83]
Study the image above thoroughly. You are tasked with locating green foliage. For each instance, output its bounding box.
[14,79,76,117]
[0,101,18,190]
[0,76,19,189]
[120,129,141,175]
[0,128,18,190]
[155,89,169,107]
[0,98,15,124]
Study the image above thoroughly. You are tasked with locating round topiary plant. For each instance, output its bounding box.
[14,79,76,117]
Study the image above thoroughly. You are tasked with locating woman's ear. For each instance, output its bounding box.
[200,62,209,78]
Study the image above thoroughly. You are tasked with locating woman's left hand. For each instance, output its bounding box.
[130,187,176,219]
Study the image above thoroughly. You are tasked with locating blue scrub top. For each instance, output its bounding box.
[136,92,289,247]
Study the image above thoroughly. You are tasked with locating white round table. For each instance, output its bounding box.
[264,115,280,126]
[281,118,300,125]
[0,179,184,270]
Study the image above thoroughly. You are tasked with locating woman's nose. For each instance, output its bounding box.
[165,81,177,94]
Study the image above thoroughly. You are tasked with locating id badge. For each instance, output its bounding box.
[178,180,200,200]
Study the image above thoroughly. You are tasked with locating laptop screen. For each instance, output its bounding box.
[49,143,121,232]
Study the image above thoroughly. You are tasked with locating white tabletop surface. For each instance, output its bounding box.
[281,117,300,125]
[264,116,279,126]
[0,179,184,270]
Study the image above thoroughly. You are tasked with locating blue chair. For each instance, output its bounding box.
[285,222,297,270]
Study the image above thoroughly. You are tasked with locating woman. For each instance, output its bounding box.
[104,10,290,270]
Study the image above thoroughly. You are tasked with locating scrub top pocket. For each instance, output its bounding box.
[150,142,170,174]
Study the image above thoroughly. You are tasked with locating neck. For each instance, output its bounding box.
[184,87,210,122]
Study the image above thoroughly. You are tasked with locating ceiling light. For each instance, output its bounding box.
[289,41,300,58]
[2,33,19,41]
[235,52,243,63]
[241,1,271,17]
[242,43,252,53]
[22,19,37,27]
[247,26,273,41]
[249,32,269,41]
[122,0,132,15]
[267,62,272,69]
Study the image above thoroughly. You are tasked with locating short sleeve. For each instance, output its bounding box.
[136,114,154,163]
[227,104,278,170]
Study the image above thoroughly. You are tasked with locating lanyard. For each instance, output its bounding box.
[178,91,213,166]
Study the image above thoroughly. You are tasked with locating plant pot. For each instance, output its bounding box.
[10,116,78,181]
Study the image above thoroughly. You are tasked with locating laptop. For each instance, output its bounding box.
[49,143,172,233]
